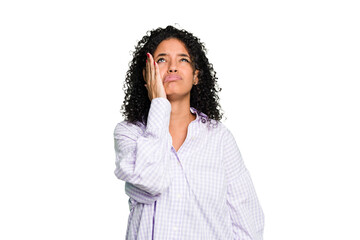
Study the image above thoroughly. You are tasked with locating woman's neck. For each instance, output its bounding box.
[169,97,195,129]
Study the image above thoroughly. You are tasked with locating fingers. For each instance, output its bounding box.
[146,53,155,87]
[154,59,167,99]
[145,53,157,100]
[154,61,161,82]
[154,61,164,90]
[145,53,150,85]
[146,53,155,83]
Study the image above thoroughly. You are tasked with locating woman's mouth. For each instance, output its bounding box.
[164,74,181,83]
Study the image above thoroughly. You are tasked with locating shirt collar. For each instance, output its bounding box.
[190,106,208,123]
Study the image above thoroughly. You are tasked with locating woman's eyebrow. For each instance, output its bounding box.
[155,53,168,58]
[155,53,190,58]
[178,53,190,58]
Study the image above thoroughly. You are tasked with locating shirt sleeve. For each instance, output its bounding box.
[113,97,174,203]
[222,128,265,240]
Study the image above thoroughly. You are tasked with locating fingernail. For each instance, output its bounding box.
[146,53,150,58]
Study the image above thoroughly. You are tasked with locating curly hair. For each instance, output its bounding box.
[120,25,224,127]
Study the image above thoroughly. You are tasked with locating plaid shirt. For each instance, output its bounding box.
[114,97,264,239]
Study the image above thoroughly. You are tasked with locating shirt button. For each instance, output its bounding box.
[201,118,206,123]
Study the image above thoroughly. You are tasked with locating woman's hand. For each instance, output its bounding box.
[143,53,167,101]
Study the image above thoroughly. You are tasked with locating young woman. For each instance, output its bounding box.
[114,25,264,239]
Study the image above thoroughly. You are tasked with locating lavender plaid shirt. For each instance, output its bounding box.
[114,97,264,240]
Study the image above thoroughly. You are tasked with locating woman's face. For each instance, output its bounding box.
[153,38,199,99]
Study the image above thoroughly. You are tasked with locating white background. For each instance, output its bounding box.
[1,0,359,239]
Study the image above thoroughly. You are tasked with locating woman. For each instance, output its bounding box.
[114,25,264,240]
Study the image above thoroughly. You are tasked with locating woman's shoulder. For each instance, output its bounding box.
[198,118,232,140]
[114,120,146,138]
[193,108,229,134]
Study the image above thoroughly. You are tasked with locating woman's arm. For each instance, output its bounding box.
[114,97,173,204]
[222,128,265,240]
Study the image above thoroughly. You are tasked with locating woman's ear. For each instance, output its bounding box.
[193,70,199,85]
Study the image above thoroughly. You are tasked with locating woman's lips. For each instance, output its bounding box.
[164,74,181,83]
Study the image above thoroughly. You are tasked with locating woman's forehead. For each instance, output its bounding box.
[154,38,189,55]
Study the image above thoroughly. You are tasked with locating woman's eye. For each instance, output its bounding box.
[156,58,165,63]
[181,58,190,63]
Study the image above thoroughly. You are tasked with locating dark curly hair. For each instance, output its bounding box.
[120,25,224,127]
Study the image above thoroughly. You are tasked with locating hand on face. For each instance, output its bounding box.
[142,53,167,101]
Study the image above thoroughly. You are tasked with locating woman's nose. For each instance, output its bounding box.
[168,61,177,73]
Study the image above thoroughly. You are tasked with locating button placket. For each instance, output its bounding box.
[171,151,187,238]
